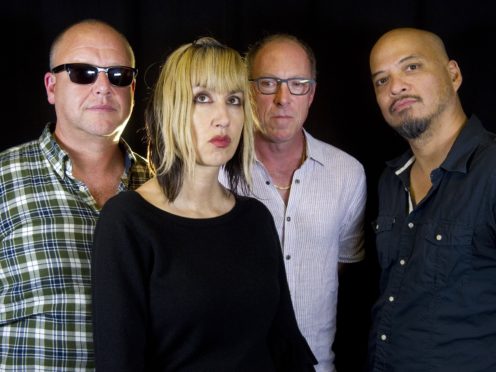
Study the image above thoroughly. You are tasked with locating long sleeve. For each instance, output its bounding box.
[91,194,150,372]
[92,193,317,370]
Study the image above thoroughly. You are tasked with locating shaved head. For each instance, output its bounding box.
[49,19,135,69]
[369,28,464,140]
[45,19,137,145]
[370,28,449,74]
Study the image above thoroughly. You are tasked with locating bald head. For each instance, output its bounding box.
[370,28,449,75]
[368,28,464,139]
[45,19,137,145]
[246,33,317,79]
[49,19,135,69]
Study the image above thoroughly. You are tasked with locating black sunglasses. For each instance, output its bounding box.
[51,63,137,87]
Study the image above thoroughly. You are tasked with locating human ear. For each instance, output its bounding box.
[447,60,463,91]
[44,72,57,105]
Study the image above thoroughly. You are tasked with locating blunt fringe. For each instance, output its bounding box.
[145,37,257,201]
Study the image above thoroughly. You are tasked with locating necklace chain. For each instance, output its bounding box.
[273,183,291,190]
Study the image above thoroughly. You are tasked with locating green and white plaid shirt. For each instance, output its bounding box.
[0,123,151,371]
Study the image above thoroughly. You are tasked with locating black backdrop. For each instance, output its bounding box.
[3,1,496,370]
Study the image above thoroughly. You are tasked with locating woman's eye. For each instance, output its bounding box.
[227,96,242,105]
[194,94,211,103]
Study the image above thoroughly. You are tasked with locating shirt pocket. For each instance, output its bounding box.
[423,223,473,285]
[372,215,397,270]
[472,223,496,265]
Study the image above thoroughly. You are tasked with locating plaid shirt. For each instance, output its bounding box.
[0,123,151,371]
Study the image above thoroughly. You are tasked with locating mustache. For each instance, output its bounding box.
[389,95,422,114]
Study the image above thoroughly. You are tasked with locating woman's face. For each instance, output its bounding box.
[191,86,244,168]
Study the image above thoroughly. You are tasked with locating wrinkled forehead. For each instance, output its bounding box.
[254,40,312,76]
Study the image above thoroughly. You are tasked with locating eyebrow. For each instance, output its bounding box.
[371,54,422,79]
[192,87,243,95]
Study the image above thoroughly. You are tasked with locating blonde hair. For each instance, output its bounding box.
[145,37,257,201]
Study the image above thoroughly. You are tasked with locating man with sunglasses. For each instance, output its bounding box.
[239,34,366,371]
[0,19,150,370]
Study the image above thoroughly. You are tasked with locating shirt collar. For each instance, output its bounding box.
[387,115,491,176]
[253,129,326,167]
[302,129,325,166]
[439,115,491,174]
[39,122,138,180]
[39,123,69,179]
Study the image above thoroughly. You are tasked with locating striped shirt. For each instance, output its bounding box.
[247,130,366,372]
[0,123,150,371]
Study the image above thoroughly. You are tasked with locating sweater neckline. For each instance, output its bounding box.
[129,190,245,226]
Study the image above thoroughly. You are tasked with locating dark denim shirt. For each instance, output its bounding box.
[369,116,496,372]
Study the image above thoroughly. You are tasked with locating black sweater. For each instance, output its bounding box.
[92,191,316,371]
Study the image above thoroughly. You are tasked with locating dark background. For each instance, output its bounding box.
[3,1,496,370]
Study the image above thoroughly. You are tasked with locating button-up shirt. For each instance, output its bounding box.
[243,130,366,372]
[369,116,496,372]
[0,123,150,371]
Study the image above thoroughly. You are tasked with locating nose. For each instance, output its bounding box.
[214,102,230,128]
[274,81,291,106]
[389,74,408,96]
[92,71,112,95]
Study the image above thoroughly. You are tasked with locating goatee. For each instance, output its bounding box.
[395,117,431,139]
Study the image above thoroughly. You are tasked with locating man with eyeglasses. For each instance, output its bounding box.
[0,19,150,370]
[243,34,366,371]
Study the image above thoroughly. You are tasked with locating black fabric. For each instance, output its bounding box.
[92,191,316,371]
[368,116,496,372]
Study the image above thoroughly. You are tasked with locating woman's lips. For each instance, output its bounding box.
[209,135,231,148]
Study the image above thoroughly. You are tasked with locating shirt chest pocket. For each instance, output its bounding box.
[373,215,398,269]
[423,224,474,284]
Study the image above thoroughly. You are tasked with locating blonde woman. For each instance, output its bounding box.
[91,37,316,371]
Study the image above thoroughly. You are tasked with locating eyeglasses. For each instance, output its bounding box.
[249,77,315,96]
[51,63,137,87]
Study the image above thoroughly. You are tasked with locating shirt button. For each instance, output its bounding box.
[265,181,270,185]
[286,216,291,222]
[388,296,395,302]
[436,234,443,241]
[295,179,300,184]
[285,255,291,260]
[79,186,85,192]
[381,334,387,341]
[408,222,414,229]
[400,259,406,266]
[375,224,380,230]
